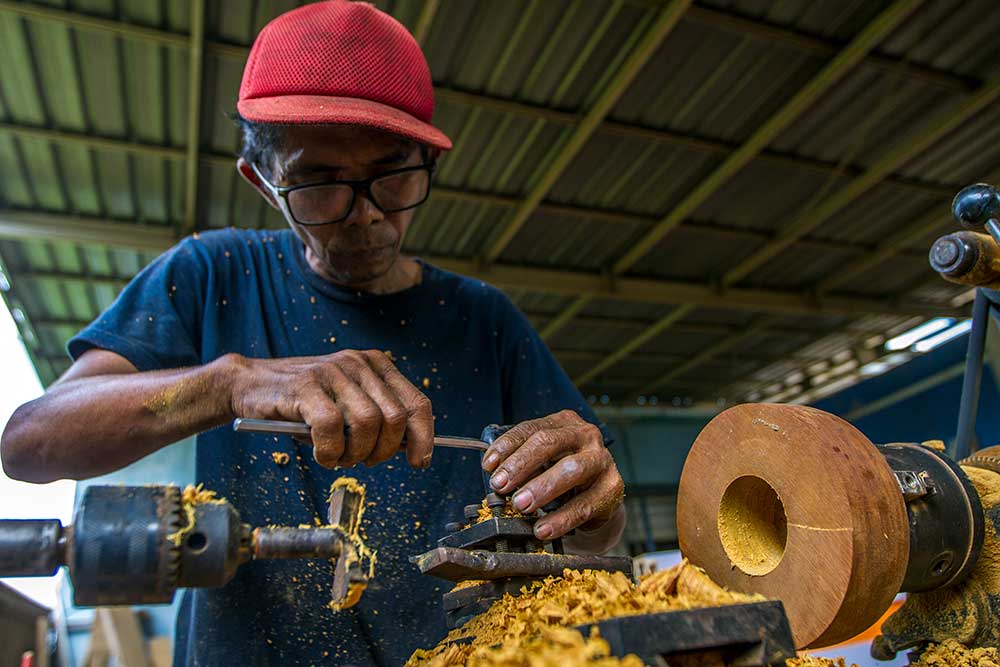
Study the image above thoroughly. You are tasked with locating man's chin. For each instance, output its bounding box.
[325,257,395,288]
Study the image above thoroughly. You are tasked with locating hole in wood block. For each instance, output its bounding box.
[718,475,787,576]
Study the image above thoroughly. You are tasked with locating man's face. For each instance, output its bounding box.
[263,125,425,287]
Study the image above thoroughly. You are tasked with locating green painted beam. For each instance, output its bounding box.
[411,0,440,45]
[611,0,924,277]
[540,294,590,341]
[480,0,693,264]
[573,305,695,386]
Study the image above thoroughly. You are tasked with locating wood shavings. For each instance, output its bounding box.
[912,640,1000,666]
[325,477,377,612]
[409,627,641,667]
[474,498,526,524]
[168,484,225,546]
[271,451,290,466]
[406,560,764,666]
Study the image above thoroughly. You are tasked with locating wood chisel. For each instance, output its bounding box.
[232,418,491,452]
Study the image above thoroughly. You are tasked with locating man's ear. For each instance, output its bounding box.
[236,157,280,210]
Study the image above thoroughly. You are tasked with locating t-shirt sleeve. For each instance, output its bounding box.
[67,237,208,371]
[496,295,612,443]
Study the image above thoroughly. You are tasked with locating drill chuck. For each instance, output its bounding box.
[0,483,367,607]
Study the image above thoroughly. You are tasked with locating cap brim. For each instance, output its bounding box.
[237,95,452,150]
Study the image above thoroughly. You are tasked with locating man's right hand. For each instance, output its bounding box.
[225,350,434,469]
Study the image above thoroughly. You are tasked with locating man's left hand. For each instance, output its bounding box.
[481,410,624,541]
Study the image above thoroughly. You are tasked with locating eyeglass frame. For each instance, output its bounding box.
[250,160,437,226]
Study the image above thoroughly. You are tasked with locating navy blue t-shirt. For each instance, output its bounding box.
[68,228,603,666]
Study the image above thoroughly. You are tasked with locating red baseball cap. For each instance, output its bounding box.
[237,0,452,151]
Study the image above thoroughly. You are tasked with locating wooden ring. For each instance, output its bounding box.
[677,404,908,648]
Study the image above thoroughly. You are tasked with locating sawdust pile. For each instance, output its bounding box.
[422,627,644,667]
[912,640,1000,666]
[406,559,764,666]
[785,657,857,667]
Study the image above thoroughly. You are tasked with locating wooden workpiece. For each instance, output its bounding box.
[677,403,909,649]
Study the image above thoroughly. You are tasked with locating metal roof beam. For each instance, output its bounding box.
[0,0,972,96]
[611,0,923,277]
[553,346,822,366]
[0,7,960,199]
[573,305,695,386]
[0,0,189,48]
[0,211,174,252]
[681,4,974,93]
[0,211,960,319]
[182,0,206,236]
[0,123,933,261]
[411,0,440,45]
[562,0,924,383]
[721,78,1000,287]
[15,298,822,343]
[630,317,775,394]
[815,165,1000,294]
[480,0,692,263]
[814,208,945,294]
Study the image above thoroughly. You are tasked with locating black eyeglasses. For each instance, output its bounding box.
[252,162,436,226]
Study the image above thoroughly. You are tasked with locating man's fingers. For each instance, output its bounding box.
[363,351,435,468]
[345,354,408,467]
[296,386,345,468]
[532,471,623,540]
[509,449,606,513]
[488,426,579,494]
[323,365,381,467]
[481,415,552,472]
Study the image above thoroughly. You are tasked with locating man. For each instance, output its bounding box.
[1,2,625,665]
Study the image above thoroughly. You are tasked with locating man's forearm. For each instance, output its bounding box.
[0,355,239,483]
[563,504,627,555]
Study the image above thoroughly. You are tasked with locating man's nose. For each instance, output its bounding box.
[343,190,383,227]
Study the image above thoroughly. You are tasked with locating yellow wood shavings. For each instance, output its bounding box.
[167,484,225,546]
[475,498,526,524]
[406,560,764,666]
[271,451,290,466]
[325,477,377,612]
[786,657,857,667]
[912,640,1000,666]
[408,627,643,667]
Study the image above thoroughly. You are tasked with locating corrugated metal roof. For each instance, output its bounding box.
[0,0,990,409]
